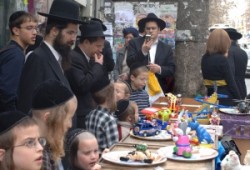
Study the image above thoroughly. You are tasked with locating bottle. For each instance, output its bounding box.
[244,150,250,165]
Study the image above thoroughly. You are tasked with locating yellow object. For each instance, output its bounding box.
[203,79,227,86]
[147,71,161,96]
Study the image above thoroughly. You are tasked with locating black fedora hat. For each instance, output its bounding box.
[91,18,107,31]
[79,20,105,38]
[224,28,242,40]
[138,13,165,31]
[38,0,82,24]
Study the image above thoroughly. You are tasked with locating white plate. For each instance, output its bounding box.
[102,151,167,166]
[157,146,218,162]
[130,130,172,141]
[219,108,249,115]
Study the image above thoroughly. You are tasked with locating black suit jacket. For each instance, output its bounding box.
[64,46,105,121]
[102,40,115,79]
[127,37,175,93]
[17,42,71,113]
[228,42,248,99]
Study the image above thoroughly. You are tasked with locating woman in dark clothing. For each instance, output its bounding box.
[201,29,241,106]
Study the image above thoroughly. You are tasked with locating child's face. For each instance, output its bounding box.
[63,97,77,133]
[77,138,99,170]
[12,125,43,170]
[114,83,128,101]
[131,72,149,90]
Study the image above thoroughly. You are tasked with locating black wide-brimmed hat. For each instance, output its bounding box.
[79,20,105,38]
[0,111,28,135]
[224,28,242,40]
[91,18,107,31]
[38,0,83,24]
[138,13,165,31]
[32,79,74,110]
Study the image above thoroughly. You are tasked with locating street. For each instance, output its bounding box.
[245,77,250,95]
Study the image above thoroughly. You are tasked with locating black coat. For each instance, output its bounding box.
[64,46,105,128]
[127,37,175,93]
[17,42,71,113]
[201,53,241,106]
[227,42,248,99]
[102,40,115,79]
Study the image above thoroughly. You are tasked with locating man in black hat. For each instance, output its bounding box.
[65,20,106,128]
[91,18,115,80]
[17,0,83,113]
[225,28,248,99]
[127,13,175,94]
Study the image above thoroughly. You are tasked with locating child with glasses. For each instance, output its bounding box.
[65,129,102,170]
[31,80,77,170]
[0,111,45,170]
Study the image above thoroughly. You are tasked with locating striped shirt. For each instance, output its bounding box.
[85,106,119,151]
[129,89,150,113]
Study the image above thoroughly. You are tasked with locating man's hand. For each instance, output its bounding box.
[94,53,103,65]
[147,63,161,74]
[141,39,154,54]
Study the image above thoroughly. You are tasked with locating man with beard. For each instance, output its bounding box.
[65,20,106,128]
[17,0,83,113]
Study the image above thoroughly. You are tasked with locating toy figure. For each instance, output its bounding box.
[209,111,221,125]
[188,119,213,144]
[172,122,192,158]
[221,150,242,170]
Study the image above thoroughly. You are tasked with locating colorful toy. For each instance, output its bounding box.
[133,120,161,137]
[172,122,192,158]
[209,111,221,125]
[188,119,213,144]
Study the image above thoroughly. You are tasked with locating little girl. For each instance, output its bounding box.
[115,99,139,140]
[85,78,119,152]
[114,80,131,101]
[129,63,150,113]
[66,129,101,170]
[0,111,45,170]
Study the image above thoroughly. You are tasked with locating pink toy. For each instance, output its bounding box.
[174,135,192,158]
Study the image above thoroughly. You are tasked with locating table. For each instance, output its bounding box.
[99,142,215,170]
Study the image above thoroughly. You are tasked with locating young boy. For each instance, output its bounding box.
[115,99,139,140]
[128,63,150,113]
[85,78,119,152]
[0,11,37,112]
[0,111,45,170]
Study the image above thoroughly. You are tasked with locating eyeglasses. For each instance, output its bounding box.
[19,26,39,32]
[13,137,46,149]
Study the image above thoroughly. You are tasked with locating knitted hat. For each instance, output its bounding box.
[32,79,74,110]
[115,99,129,116]
[123,27,139,38]
[0,111,28,135]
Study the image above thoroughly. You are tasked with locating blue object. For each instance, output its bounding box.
[188,120,213,144]
[133,121,161,137]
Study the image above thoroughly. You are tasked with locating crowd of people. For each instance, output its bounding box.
[0,0,248,169]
